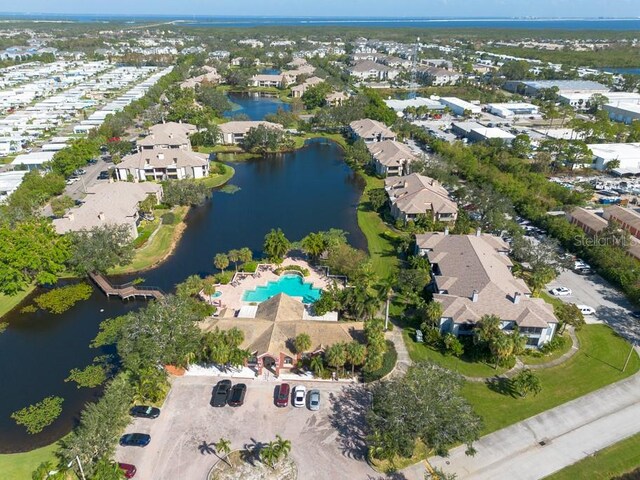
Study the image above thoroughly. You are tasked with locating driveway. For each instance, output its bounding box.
[116,376,381,480]
[547,270,640,344]
[421,368,640,480]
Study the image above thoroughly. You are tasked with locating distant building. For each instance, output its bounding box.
[487,102,540,119]
[451,121,515,144]
[115,149,210,182]
[0,170,27,202]
[348,61,399,81]
[249,74,289,88]
[588,143,640,174]
[53,182,163,238]
[385,173,458,223]
[180,66,221,89]
[417,66,461,86]
[349,119,396,143]
[10,151,55,171]
[604,102,640,125]
[325,91,349,107]
[415,232,558,348]
[218,121,284,145]
[290,76,324,98]
[384,97,445,114]
[439,97,482,116]
[503,79,610,98]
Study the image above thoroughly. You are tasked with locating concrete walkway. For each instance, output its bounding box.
[404,361,640,480]
[385,319,412,378]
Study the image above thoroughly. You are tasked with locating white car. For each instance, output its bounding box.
[577,305,595,315]
[65,177,78,185]
[292,385,306,408]
[550,287,572,296]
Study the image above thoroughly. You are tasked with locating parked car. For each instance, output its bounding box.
[275,383,290,407]
[74,168,86,176]
[292,385,306,408]
[118,463,137,478]
[87,158,98,165]
[228,383,247,407]
[550,287,572,296]
[577,305,595,316]
[129,405,160,419]
[97,170,110,180]
[119,433,150,447]
[308,389,320,411]
[211,380,232,407]
[65,177,78,185]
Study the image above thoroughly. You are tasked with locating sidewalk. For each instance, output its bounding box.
[409,364,640,480]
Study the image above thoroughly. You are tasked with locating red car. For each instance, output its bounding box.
[118,463,137,478]
[275,383,290,407]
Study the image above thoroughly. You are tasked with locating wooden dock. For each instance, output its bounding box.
[89,272,164,300]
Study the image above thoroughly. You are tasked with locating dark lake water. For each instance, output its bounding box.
[225,92,291,121]
[0,138,364,452]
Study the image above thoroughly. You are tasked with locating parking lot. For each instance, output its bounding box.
[116,376,378,480]
[548,269,640,343]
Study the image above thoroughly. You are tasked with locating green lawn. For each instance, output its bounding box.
[108,206,189,275]
[464,324,640,435]
[403,328,509,377]
[357,173,401,278]
[196,163,236,188]
[0,441,59,480]
[544,432,640,480]
[0,285,35,319]
[521,332,573,366]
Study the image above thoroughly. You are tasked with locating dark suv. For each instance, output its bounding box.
[228,383,247,407]
[211,380,232,407]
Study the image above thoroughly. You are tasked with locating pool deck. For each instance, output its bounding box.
[207,258,340,316]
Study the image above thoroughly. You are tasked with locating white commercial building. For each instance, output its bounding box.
[604,102,640,125]
[487,102,540,119]
[439,97,482,116]
[589,143,640,174]
[384,97,445,114]
[11,151,55,170]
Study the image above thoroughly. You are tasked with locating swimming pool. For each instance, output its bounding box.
[242,274,322,304]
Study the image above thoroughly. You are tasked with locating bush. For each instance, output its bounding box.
[241,261,258,273]
[34,283,93,314]
[540,334,569,354]
[132,228,153,248]
[274,265,310,276]
[11,396,64,434]
[214,271,233,285]
[363,340,397,383]
[423,328,443,348]
[161,212,177,225]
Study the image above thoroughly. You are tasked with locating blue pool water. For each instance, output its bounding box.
[243,274,322,304]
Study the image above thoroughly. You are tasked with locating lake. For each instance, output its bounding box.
[0,138,364,452]
[225,92,291,121]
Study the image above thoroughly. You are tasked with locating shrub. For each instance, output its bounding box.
[363,340,397,383]
[274,265,310,276]
[162,212,177,225]
[11,396,64,434]
[214,271,233,285]
[443,333,464,357]
[241,261,258,273]
[423,328,443,348]
[132,228,153,248]
[34,283,93,314]
[540,334,569,354]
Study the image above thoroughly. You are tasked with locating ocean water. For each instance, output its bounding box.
[1,14,640,30]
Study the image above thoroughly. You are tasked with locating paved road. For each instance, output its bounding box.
[548,270,640,344]
[116,376,380,480]
[421,368,640,480]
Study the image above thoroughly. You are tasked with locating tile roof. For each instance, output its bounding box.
[367,140,418,167]
[118,149,208,170]
[385,173,457,215]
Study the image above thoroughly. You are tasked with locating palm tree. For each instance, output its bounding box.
[238,247,253,265]
[309,354,324,376]
[345,341,367,376]
[227,249,241,272]
[213,253,229,272]
[475,314,502,346]
[422,301,443,331]
[274,434,291,462]
[378,274,396,330]
[214,437,232,466]
[491,333,514,369]
[260,441,279,468]
[263,228,291,263]
[301,232,327,260]
[293,333,312,355]
[325,342,347,376]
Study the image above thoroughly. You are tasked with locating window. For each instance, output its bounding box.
[526,337,540,347]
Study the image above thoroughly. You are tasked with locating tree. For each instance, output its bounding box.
[242,125,291,153]
[345,341,367,375]
[511,369,542,397]
[238,247,253,265]
[214,253,229,272]
[11,396,64,434]
[215,437,232,466]
[293,333,312,354]
[367,361,481,459]
[396,269,430,298]
[309,354,325,376]
[163,179,210,206]
[58,374,133,478]
[301,82,332,109]
[260,441,279,468]
[263,228,291,263]
[50,195,75,218]
[199,327,250,368]
[325,342,347,375]
[443,333,464,357]
[228,249,241,271]
[176,274,205,298]
[364,319,387,373]
[325,242,368,278]
[301,232,327,260]
[490,332,514,369]
[0,218,71,294]
[67,224,134,275]
[475,314,502,347]
[139,193,157,214]
[421,301,443,332]
[90,458,127,480]
[368,188,388,212]
[553,302,585,333]
[274,434,291,462]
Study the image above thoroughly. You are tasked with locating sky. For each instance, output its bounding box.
[2,0,640,18]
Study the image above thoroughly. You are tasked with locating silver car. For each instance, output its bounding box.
[308,389,320,411]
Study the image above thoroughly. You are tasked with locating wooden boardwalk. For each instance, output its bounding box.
[89,272,164,300]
